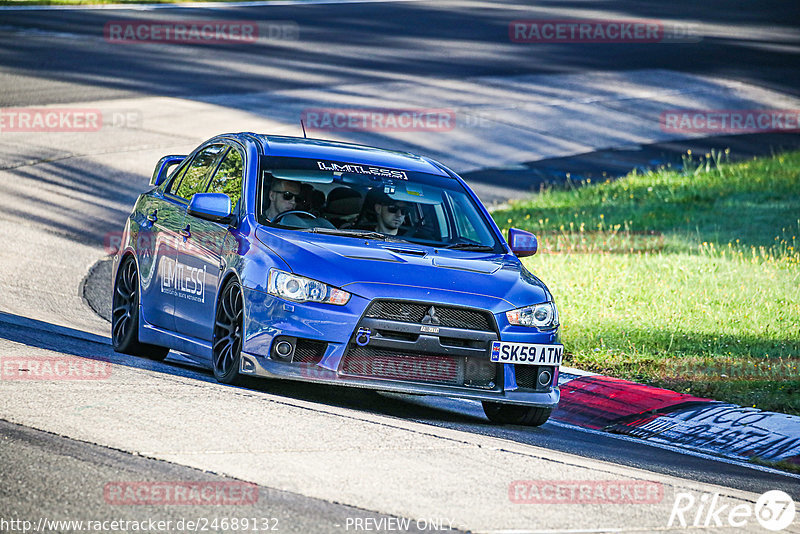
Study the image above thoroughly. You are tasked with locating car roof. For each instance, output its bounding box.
[254,134,451,177]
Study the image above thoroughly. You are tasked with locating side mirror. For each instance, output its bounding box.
[508,227,538,257]
[150,155,186,187]
[187,193,234,225]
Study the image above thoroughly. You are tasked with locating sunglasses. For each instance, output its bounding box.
[386,205,408,215]
[274,190,299,201]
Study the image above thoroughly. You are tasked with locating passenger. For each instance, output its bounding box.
[352,188,383,230]
[265,179,301,221]
[373,192,409,235]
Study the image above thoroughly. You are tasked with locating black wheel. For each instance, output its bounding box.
[212,278,244,385]
[111,256,169,361]
[482,401,552,427]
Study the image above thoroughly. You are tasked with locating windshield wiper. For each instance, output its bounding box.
[306,227,388,240]
[442,243,496,252]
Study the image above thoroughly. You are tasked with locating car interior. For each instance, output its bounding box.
[256,167,500,252]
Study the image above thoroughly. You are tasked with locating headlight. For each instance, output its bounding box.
[267,269,350,305]
[506,302,558,329]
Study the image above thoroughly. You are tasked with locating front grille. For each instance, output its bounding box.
[365,300,493,331]
[341,346,495,388]
[292,340,327,364]
[464,357,497,388]
[342,347,458,384]
[515,365,552,391]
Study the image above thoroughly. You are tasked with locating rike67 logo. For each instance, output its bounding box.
[669,490,796,531]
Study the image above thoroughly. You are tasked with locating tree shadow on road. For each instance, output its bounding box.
[0,310,485,426]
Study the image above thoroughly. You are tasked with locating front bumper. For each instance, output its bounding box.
[240,351,560,407]
[241,287,561,408]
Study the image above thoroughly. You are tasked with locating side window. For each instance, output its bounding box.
[206,148,244,209]
[448,192,492,243]
[171,145,226,201]
[163,162,188,193]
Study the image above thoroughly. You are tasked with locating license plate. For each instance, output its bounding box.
[490,342,563,366]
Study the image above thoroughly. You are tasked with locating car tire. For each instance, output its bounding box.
[111,256,169,361]
[212,278,245,385]
[481,401,552,427]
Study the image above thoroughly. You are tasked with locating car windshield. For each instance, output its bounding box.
[257,156,501,251]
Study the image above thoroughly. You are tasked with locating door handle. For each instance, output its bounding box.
[180,225,191,239]
[147,210,158,223]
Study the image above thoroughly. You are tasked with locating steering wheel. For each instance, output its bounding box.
[272,210,318,224]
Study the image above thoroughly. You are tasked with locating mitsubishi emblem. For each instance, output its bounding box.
[422,306,441,325]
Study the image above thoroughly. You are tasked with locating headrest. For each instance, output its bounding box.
[325,187,362,215]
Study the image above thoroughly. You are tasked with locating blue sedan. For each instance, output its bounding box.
[112,133,563,426]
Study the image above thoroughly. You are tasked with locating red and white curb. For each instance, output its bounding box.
[556,367,800,466]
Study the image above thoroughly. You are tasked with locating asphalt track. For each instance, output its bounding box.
[1,419,432,534]
[13,295,800,500]
[0,0,799,106]
[1,1,799,532]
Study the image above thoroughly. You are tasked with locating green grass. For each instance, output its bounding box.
[493,149,800,415]
[749,456,800,475]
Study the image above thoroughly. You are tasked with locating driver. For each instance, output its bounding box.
[373,192,409,235]
[265,179,301,222]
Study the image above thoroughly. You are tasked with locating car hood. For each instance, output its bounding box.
[255,227,551,312]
